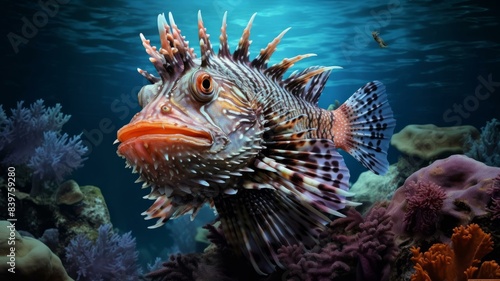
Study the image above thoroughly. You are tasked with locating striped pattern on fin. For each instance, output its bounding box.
[284,66,338,104]
[146,12,344,107]
[198,11,213,66]
[142,13,196,83]
[218,12,230,58]
[251,27,291,69]
[264,54,316,81]
[248,139,358,217]
[332,81,396,175]
[214,189,329,275]
[233,13,257,63]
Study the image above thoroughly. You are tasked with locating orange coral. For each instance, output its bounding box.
[410,224,500,281]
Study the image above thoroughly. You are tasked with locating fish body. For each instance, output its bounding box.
[117,11,396,274]
[372,30,388,48]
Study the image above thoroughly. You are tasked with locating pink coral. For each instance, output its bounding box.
[403,181,446,235]
[488,174,500,221]
[387,155,500,240]
[278,206,397,281]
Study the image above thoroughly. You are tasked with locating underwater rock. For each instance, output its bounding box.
[387,154,500,244]
[0,220,73,281]
[350,164,399,209]
[0,181,111,257]
[56,180,84,205]
[38,228,60,253]
[55,185,111,244]
[391,124,479,160]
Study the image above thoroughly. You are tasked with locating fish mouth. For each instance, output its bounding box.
[117,121,212,145]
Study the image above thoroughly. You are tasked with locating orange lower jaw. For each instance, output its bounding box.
[117,121,212,144]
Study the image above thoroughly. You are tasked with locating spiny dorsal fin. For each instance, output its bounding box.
[218,12,231,58]
[233,13,256,63]
[137,68,160,84]
[144,13,195,83]
[284,66,342,104]
[198,11,213,66]
[264,54,316,81]
[251,27,291,69]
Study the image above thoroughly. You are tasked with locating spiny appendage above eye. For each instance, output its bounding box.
[191,70,216,102]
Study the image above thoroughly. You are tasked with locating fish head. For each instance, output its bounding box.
[117,64,263,194]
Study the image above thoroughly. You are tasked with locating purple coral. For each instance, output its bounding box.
[354,206,398,281]
[64,224,140,281]
[28,131,87,183]
[146,253,201,281]
[0,100,87,189]
[488,174,500,221]
[278,206,396,281]
[403,181,446,235]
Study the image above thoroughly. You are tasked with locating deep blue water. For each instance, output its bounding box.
[2,0,499,264]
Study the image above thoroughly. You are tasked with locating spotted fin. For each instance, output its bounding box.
[229,135,358,274]
[247,139,358,216]
[332,81,396,175]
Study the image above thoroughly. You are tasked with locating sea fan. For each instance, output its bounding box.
[465,118,500,167]
[28,131,87,182]
[0,99,87,190]
[65,224,141,281]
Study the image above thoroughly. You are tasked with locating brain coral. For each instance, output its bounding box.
[390,124,479,160]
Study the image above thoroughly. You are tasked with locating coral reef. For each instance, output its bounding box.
[145,253,226,281]
[403,181,446,235]
[0,220,73,281]
[38,228,60,253]
[56,180,84,206]
[350,165,399,209]
[278,205,397,281]
[489,174,500,221]
[121,154,500,281]
[387,155,500,241]
[391,124,479,160]
[146,222,277,281]
[465,118,500,167]
[410,224,500,281]
[0,181,111,256]
[64,224,140,281]
[28,131,87,184]
[0,100,87,194]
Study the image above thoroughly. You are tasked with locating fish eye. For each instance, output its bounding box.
[191,71,215,102]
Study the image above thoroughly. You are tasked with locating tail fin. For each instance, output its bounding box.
[332,81,396,175]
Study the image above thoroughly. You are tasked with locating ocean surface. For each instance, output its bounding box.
[2,0,499,264]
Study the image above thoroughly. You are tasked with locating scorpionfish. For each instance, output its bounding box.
[116,11,396,275]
